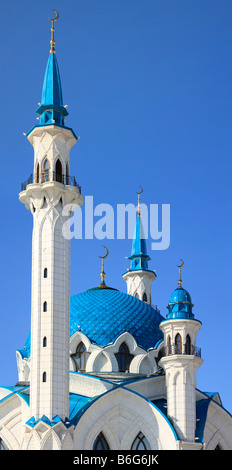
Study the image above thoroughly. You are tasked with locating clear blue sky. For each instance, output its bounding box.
[0,0,231,413]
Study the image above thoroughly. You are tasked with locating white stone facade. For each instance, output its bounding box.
[123,270,156,305]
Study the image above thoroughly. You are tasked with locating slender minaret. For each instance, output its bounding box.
[122,188,156,305]
[19,13,83,422]
[159,261,203,447]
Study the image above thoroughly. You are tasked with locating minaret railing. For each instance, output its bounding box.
[158,344,201,361]
[21,171,81,192]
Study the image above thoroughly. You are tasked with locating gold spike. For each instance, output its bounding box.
[98,246,109,287]
[48,10,59,53]
[136,186,143,217]
[177,259,184,288]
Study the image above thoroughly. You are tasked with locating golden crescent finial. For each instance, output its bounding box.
[98,246,109,287]
[177,258,184,269]
[48,9,59,21]
[48,10,59,53]
[136,186,143,217]
[177,259,184,288]
[98,246,109,260]
[136,186,143,195]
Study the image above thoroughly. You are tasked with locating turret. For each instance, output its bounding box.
[159,260,203,448]
[19,12,84,425]
[122,188,156,305]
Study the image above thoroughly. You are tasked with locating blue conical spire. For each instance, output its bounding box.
[126,189,155,274]
[128,215,151,270]
[36,52,68,127]
[35,12,68,127]
[27,12,77,140]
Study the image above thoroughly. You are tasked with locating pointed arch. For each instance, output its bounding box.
[115,342,133,372]
[75,342,88,371]
[142,292,147,302]
[93,432,110,450]
[131,432,151,450]
[175,333,182,354]
[42,158,50,182]
[41,428,61,450]
[185,334,191,355]
[55,158,63,183]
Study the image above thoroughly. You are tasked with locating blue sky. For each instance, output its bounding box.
[0,0,231,413]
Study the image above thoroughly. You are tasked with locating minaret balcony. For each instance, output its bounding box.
[158,343,201,361]
[21,172,81,193]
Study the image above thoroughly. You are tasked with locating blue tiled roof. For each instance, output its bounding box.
[21,287,164,357]
[163,287,196,321]
[70,287,164,350]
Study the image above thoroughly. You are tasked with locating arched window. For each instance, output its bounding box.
[42,372,47,382]
[115,342,133,372]
[42,158,50,182]
[36,162,40,183]
[142,292,147,303]
[185,334,191,355]
[55,158,63,183]
[76,342,87,371]
[93,432,109,450]
[43,301,47,312]
[175,333,182,354]
[131,432,151,450]
[167,335,172,355]
[66,163,70,184]
[43,337,47,347]
[44,268,48,278]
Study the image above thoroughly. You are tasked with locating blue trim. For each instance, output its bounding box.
[159,317,202,326]
[0,386,30,406]
[122,268,156,276]
[196,389,232,420]
[27,123,77,140]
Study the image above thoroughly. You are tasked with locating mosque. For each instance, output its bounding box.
[0,12,231,451]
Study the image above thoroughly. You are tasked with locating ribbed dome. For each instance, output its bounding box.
[70,287,164,350]
[20,287,164,358]
[166,287,194,320]
[169,287,192,305]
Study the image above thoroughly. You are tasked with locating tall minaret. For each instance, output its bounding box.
[122,188,156,305]
[159,261,203,448]
[19,13,83,422]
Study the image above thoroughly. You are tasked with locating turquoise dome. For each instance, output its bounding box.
[20,287,165,357]
[166,287,194,320]
[70,287,164,350]
[169,287,192,305]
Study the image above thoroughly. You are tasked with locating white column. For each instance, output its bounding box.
[20,126,83,421]
[159,319,203,442]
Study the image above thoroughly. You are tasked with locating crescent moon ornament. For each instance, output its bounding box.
[136,186,143,195]
[177,259,184,269]
[48,9,59,21]
[177,259,184,288]
[136,186,143,217]
[99,246,109,259]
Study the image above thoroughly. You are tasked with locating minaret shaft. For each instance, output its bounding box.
[20,126,83,421]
